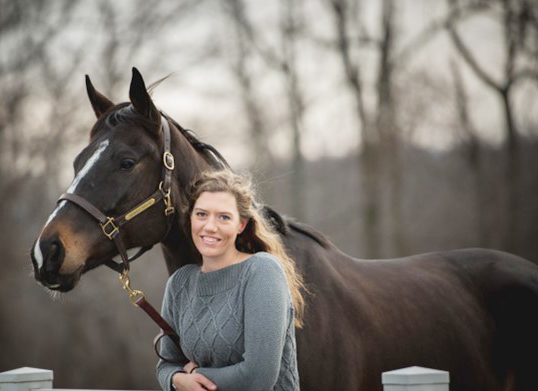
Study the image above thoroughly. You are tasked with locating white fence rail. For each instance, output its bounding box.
[0,366,449,391]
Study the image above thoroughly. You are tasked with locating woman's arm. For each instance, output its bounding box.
[156,275,190,391]
[196,257,291,391]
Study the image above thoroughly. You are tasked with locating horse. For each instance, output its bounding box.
[31,68,538,391]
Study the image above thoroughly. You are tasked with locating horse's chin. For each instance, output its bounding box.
[41,267,83,293]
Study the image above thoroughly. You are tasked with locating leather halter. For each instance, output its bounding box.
[58,116,175,274]
[56,115,182,358]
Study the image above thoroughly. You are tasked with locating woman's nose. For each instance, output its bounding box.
[204,217,218,231]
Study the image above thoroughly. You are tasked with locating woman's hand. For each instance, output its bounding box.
[172,371,217,391]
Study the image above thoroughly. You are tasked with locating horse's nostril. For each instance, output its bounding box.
[44,239,65,274]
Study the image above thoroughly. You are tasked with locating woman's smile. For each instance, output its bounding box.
[200,235,220,245]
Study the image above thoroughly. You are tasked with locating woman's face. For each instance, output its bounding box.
[191,191,247,263]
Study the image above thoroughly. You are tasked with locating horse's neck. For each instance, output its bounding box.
[160,219,197,275]
[169,124,213,196]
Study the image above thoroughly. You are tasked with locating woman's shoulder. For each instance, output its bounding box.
[244,252,291,299]
[248,252,285,276]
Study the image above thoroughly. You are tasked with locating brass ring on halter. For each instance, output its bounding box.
[158,181,170,195]
[163,152,175,170]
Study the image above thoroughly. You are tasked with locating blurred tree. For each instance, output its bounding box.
[326,0,411,257]
[447,0,538,252]
[280,0,307,221]
[327,0,382,258]
[223,0,274,177]
[376,0,408,257]
[91,0,202,98]
[219,0,308,220]
[451,61,489,246]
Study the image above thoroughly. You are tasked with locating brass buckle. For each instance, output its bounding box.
[119,271,146,307]
[163,152,175,171]
[101,217,119,240]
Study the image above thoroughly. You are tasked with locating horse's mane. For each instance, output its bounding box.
[262,206,332,249]
[161,112,229,170]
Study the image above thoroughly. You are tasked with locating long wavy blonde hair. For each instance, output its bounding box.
[185,169,306,327]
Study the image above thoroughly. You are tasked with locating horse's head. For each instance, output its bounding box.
[31,68,196,292]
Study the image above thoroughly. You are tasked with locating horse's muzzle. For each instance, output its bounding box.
[31,238,77,291]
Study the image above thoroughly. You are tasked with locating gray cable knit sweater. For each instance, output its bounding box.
[156,252,300,391]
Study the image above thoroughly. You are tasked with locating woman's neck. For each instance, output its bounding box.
[201,249,250,273]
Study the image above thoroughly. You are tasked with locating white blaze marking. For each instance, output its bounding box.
[33,139,110,269]
[68,139,110,193]
[33,240,44,269]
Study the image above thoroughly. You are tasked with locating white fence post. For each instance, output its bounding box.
[0,368,53,391]
[382,366,449,391]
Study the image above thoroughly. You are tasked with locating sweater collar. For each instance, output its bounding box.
[195,255,254,296]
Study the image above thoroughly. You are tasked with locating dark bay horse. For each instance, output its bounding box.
[31,68,538,391]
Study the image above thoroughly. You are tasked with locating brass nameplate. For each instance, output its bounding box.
[125,198,156,221]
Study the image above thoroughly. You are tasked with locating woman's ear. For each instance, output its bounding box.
[238,219,248,234]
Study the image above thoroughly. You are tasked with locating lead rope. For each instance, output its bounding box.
[119,269,182,362]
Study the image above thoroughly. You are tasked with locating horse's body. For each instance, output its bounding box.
[283,227,538,391]
[31,69,538,391]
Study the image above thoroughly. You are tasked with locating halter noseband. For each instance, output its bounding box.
[57,115,176,275]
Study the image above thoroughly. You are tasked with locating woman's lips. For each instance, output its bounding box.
[201,236,220,245]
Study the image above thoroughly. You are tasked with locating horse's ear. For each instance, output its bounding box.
[129,67,160,124]
[86,75,115,118]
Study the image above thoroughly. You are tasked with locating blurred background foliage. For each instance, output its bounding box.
[1,0,538,388]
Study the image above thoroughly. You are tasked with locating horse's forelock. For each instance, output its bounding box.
[89,104,159,140]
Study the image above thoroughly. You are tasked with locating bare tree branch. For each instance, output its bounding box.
[447,18,501,91]
[511,68,538,84]
[395,2,487,66]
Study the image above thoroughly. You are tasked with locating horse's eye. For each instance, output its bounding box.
[120,159,136,170]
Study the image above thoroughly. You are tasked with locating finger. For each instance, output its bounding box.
[194,374,217,390]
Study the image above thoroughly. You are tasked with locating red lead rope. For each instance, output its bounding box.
[119,271,182,364]
[135,296,182,364]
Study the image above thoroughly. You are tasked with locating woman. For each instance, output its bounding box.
[156,169,305,391]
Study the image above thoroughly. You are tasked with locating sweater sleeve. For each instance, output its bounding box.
[156,272,190,391]
[196,257,291,391]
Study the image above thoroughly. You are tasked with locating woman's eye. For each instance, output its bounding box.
[220,215,231,221]
[120,159,136,170]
